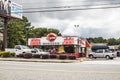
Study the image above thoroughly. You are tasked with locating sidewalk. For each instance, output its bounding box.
[0,57,88,63]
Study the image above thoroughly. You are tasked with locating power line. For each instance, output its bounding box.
[22,0,119,5]
[19,5,120,13]
[23,2,120,10]
[21,0,92,4]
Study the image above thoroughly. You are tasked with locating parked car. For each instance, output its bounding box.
[31,48,50,55]
[5,45,32,55]
[89,49,117,60]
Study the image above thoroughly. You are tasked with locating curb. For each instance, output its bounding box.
[0,58,88,63]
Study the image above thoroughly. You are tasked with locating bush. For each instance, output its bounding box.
[1,52,11,57]
[10,52,16,57]
[41,54,49,59]
[68,55,76,60]
[59,55,67,60]
[23,53,32,58]
[50,54,57,59]
[0,51,16,58]
[32,54,41,58]
[0,52,2,57]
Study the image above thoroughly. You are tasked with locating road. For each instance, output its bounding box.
[0,58,120,80]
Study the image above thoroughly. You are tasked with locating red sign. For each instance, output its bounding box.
[47,33,57,42]
[63,37,74,45]
[30,39,40,46]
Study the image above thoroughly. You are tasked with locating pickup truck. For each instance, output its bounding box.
[5,45,32,55]
[89,49,117,59]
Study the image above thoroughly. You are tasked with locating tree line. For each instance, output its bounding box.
[87,37,120,45]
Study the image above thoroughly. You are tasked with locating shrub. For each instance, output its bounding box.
[32,54,40,58]
[68,55,76,60]
[0,51,5,57]
[59,55,67,60]
[10,52,16,57]
[41,54,49,59]
[1,52,11,57]
[50,54,57,59]
[0,52,2,57]
[23,53,32,58]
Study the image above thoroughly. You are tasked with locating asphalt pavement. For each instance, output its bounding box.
[0,57,120,80]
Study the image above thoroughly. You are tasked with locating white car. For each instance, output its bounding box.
[5,45,32,55]
[31,48,50,55]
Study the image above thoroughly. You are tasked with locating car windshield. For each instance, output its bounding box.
[22,45,30,49]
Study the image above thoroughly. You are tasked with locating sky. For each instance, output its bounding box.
[12,0,120,39]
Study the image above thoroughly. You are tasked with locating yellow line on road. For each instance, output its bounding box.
[0,67,120,74]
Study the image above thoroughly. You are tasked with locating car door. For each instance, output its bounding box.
[94,50,104,58]
[15,45,23,55]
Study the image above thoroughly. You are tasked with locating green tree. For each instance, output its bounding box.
[116,38,120,45]
[87,37,106,43]
[31,27,61,38]
[118,45,120,50]
[94,37,106,43]
[7,16,32,48]
[107,38,117,45]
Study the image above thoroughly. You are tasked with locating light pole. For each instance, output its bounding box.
[74,25,79,37]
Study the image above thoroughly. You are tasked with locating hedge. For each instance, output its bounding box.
[68,55,76,60]
[59,55,67,60]
[50,54,57,59]
[0,51,16,57]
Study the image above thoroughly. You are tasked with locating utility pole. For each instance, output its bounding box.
[3,17,8,50]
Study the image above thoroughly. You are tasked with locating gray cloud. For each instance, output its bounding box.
[12,0,120,38]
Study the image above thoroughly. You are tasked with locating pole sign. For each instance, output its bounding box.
[11,2,22,19]
[0,0,22,19]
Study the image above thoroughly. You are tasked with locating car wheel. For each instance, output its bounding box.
[106,55,110,60]
[89,55,94,59]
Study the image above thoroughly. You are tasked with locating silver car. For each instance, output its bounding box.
[89,49,117,60]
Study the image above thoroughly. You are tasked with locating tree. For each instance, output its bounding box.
[87,37,106,43]
[7,16,32,48]
[94,37,106,43]
[107,38,117,45]
[116,38,120,45]
[118,45,120,50]
[7,16,61,48]
[31,27,61,38]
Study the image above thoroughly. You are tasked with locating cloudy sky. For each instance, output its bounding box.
[12,0,120,38]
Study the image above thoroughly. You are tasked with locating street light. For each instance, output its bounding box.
[74,25,79,37]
